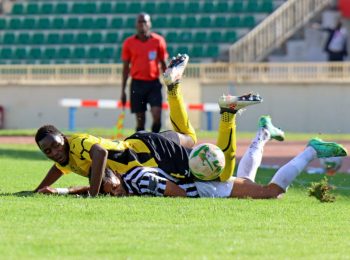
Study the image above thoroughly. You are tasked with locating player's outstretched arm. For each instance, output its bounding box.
[38,186,90,195]
[89,144,108,197]
[34,165,63,192]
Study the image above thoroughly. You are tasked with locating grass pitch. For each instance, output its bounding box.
[1,144,350,259]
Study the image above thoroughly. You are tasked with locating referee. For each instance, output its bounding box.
[121,13,168,133]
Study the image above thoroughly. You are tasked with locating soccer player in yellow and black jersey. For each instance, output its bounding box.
[34,54,262,196]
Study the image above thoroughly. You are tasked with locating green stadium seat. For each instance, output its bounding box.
[153,17,167,28]
[176,46,189,55]
[32,33,45,45]
[206,45,219,57]
[55,3,68,14]
[43,48,57,59]
[99,2,113,14]
[61,33,74,44]
[227,16,241,28]
[29,48,42,59]
[47,33,60,44]
[198,17,212,28]
[90,33,103,44]
[231,1,244,13]
[114,3,127,13]
[71,3,85,14]
[100,47,115,59]
[111,17,124,29]
[209,31,222,43]
[0,19,6,30]
[105,32,119,43]
[72,47,86,59]
[213,17,226,27]
[194,31,207,43]
[85,3,97,14]
[260,0,274,12]
[246,0,259,12]
[3,33,15,44]
[9,18,21,30]
[12,3,24,14]
[166,32,178,43]
[192,45,204,58]
[76,33,89,44]
[88,47,101,59]
[81,18,94,29]
[14,48,27,60]
[95,18,108,29]
[52,18,65,29]
[202,2,215,13]
[128,2,142,13]
[224,31,237,43]
[143,2,156,14]
[67,18,80,29]
[22,18,36,29]
[26,3,39,14]
[183,16,197,28]
[115,47,122,62]
[58,48,71,59]
[18,33,30,45]
[37,18,51,30]
[168,17,182,28]
[0,48,13,59]
[172,2,186,13]
[167,45,174,57]
[157,2,171,14]
[217,2,229,13]
[40,3,53,14]
[125,17,135,28]
[186,2,200,13]
[241,16,255,28]
[178,32,192,42]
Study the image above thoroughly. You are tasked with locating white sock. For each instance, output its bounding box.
[270,146,317,190]
[237,128,270,181]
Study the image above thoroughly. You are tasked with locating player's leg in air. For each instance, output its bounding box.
[216,94,262,181]
[232,135,347,199]
[163,54,197,148]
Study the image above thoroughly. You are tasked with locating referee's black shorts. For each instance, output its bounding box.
[130,79,163,113]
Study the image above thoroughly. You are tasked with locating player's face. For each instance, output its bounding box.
[38,133,69,165]
[103,173,127,196]
[136,14,151,34]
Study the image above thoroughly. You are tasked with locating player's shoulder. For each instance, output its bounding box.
[124,34,137,44]
[150,32,165,41]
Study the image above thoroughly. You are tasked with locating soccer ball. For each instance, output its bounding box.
[188,143,225,180]
[319,157,343,176]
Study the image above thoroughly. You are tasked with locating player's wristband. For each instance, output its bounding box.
[56,188,69,195]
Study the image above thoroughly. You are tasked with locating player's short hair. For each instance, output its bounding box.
[35,125,63,145]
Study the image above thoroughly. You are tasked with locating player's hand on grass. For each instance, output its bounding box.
[37,186,58,194]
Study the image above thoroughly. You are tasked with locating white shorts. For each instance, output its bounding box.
[194,177,236,198]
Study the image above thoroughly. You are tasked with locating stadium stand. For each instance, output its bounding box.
[0,0,281,64]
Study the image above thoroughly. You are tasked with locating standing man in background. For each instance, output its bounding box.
[121,13,168,133]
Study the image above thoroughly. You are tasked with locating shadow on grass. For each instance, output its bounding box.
[0,148,46,161]
[0,191,35,197]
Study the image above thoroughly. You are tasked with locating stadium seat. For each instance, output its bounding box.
[40,3,53,14]
[157,2,171,14]
[32,33,45,45]
[167,45,174,57]
[55,3,69,14]
[29,48,42,60]
[209,31,222,43]
[47,33,60,45]
[178,32,192,42]
[90,33,103,44]
[166,32,178,43]
[76,33,89,44]
[260,0,274,12]
[0,19,6,30]
[127,2,142,13]
[168,17,182,29]
[105,32,119,43]
[37,18,51,30]
[81,18,94,29]
[186,2,200,13]
[213,17,227,27]
[58,48,71,59]
[26,3,39,14]
[241,16,256,28]
[61,33,74,44]
[198,17,212,28]
[172,2,186,14]
[114,3,127,13]
[246,1,259,12]
[202,2,215,13]
[67,18,80,29]
[206,45,219,57]
[231,1,244,13]
[153,17,167,28]
[192,45,204,58]
[0,48,13,59]
[227,16,241,28]
[100,47,115,60]
[72,47,86,59]
[194,31,207,43]
[88,47,101,59]
[9,18,21,30]
[85,3,98,14]
[18,33,30,45]
[125,17,135,28]
[111,17,124,29]
[22,18,36,29]
[52,18,65,29]
[217,2,229,13]
[99,2,113,14]
[71,3,84,14]
[143,2,156,14]
[3,33,15,45]
[95,18,108,29]
[12,3,24,15]
[176,46,189,55]
[223,31,238,43]
[14,48,27,60]
[43,48,57,59]
[183,16,197,28]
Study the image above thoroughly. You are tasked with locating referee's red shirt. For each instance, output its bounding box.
[122,32,168,81]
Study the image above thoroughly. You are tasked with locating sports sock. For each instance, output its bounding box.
[237,128,270,181]
[217,112,236,181]
[167,83,197,143]
[270,146,317,190]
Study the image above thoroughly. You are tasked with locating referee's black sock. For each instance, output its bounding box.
[152,123,161,133]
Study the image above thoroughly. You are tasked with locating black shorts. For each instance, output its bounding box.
[130,79,163,113]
